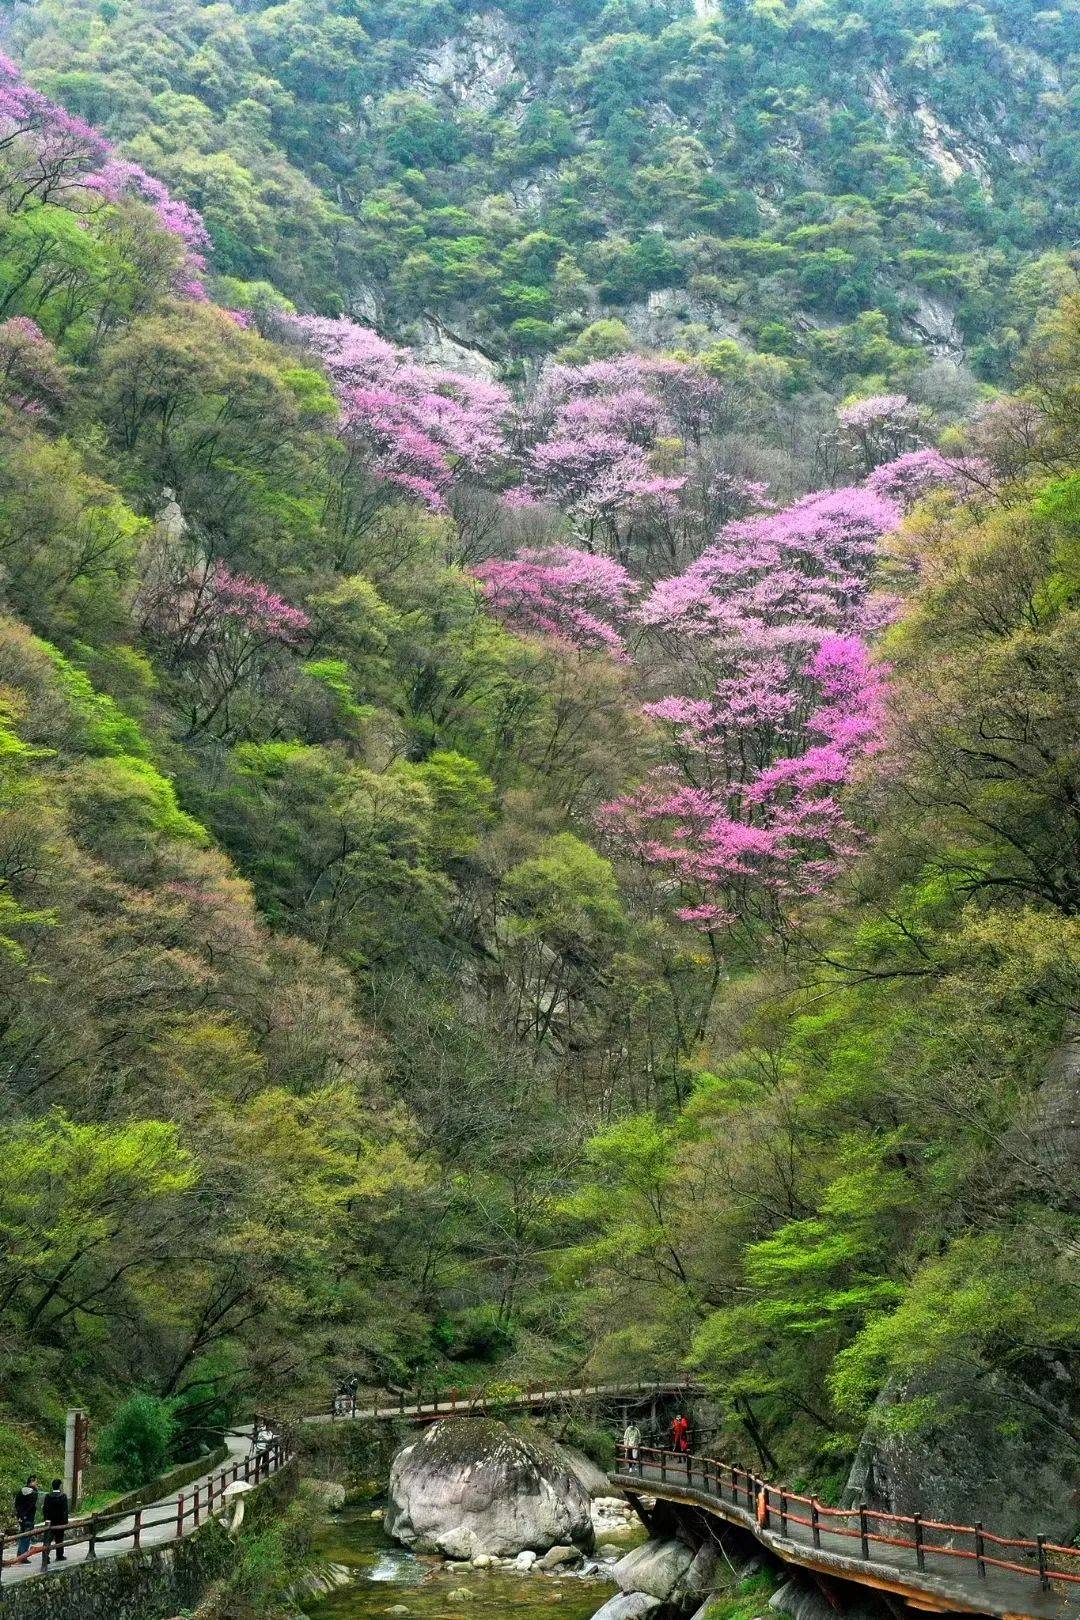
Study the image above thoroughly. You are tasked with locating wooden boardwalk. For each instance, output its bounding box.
[613,1446,1079,1620]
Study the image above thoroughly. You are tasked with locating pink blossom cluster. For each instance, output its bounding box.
[204,564,310,643]
[144,561,309,653]
[0,55,208,297]
[595,487,906,931]
[639,486,902,644]
[473,545,639,658]
[0,315,66,420]
[284,314,513,511]
[285,320,736,540]
[513,355,734,540]
[865,449,991,507]
[837,392,926,473]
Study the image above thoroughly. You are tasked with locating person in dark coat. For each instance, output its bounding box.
[41,1479,69,1565]
[13,1475,38,1561]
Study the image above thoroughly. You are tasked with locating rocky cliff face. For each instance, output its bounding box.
[845,1029,1080,1542]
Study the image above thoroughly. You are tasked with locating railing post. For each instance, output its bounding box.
[730,1463,737,1503]
[859,1503,869,1559]
[352,1389,357,1419]
[779,1490,788,1537]
[974,1522,986,1578]
[761,1485,771,1529]
[133,1508,142,1550]
[913,1512,924,1570]
[399,1388,405,1415]
[194,1484,201,1526]
[1037,1535,1049,1592]
[88,1514,99,1558]
[811,1499,821,1549]
[661,1450,667,1484]
[177,1494,185,1538]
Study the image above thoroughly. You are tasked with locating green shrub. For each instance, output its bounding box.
[433,1304,516,1362]
[98,1395,177,1490]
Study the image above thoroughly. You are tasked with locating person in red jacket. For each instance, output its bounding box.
[671,1413,689,1454]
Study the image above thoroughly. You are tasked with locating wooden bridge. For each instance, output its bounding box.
[613,1443,1079,1620]
[310,1374,697,1424]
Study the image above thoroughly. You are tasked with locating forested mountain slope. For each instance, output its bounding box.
[0,7,1077,1536]
[4,0,1078,379]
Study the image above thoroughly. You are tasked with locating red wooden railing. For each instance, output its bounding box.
[0,1436,292,1583]
[615,1445,1080,1597]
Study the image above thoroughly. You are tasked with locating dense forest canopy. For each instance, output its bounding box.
[0,0,1077,1532]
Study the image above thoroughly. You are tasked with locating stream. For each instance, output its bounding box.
[303,1505,639,1620]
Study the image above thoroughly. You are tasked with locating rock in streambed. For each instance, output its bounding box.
[385,1417,595,1560]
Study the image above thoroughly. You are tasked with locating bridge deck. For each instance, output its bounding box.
[613,1454,1078,1620]
[308,1378,691,1424]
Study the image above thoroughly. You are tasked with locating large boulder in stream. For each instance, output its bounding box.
[385,1417,595,1559]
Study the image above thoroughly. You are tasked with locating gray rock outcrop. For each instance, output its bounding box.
[612,1538,695,1602]
[844,1359,1080,1539]
[563,1446,613,1499]
[592,1595,664,1620]
[769,1576,886,1620]
[681,1542,721,1600]
[385,1418,594,1559]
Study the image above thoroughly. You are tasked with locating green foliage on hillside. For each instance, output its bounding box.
[7,0,1078,376]
[0,2,1077,1521]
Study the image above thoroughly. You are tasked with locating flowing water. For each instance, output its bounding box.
[303,1506,634,1620]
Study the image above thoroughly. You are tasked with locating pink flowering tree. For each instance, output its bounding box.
[514,356,738,563]
[866,449,993,508]
[282,314,513,520]
[0,56,208,298]
[285,324,760,567]
[142,559,310,738]
[473,545,639,659]
[837,393,927,474]
[0,53,106,209]
[0,317,67,420]
[597,487,902,941]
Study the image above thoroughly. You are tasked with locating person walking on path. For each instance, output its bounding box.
[41,1479,68,1566]
[13,1475,39,1562]
[671,1413,689,1454]
[622,1421,641,1474]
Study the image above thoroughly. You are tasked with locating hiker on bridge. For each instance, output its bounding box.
[40,1479,68,1565]
[671,1413,689,1454]
[622,1420,641,1473]
[13,1475,38,1562]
